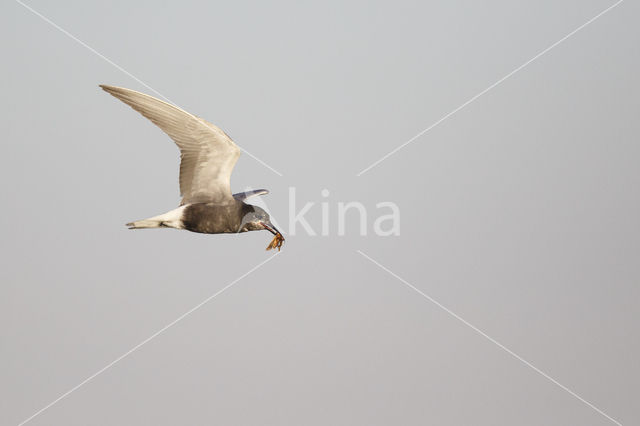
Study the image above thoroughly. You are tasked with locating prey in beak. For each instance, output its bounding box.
[261,221,285,251]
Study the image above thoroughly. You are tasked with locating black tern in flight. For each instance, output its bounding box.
[100,85,284,251]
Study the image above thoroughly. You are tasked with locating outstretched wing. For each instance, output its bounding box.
[233,189,269,201]
[100,85,241,205]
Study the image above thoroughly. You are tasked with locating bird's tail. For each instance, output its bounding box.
[125,207,186,230]
[126,218,165,229]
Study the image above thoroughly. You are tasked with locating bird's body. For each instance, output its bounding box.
[127,201,264,234]
[101,85,284,250]
[182,201,248,234]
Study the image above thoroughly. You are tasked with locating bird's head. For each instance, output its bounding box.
[239,205,285,251]
[239,205,279,234]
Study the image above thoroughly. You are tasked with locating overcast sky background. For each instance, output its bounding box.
[2,1,638,425]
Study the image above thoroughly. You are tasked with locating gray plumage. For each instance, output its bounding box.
[100,85,283,249]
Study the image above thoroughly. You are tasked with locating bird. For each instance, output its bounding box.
[100,85,284,251]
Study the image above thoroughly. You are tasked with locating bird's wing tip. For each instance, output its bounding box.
[99,84,123,93]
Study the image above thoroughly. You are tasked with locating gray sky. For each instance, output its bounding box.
[2,1,638,425]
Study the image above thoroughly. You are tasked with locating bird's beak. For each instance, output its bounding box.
[260,221,280,236]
